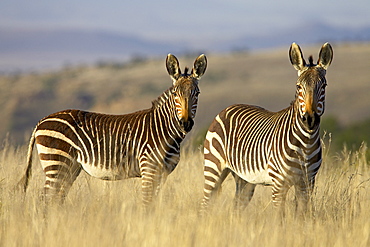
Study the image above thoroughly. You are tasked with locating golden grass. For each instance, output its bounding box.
[1,139,370,246]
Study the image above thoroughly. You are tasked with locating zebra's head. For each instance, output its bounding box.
[166,54,207,133]
[289,42,333,131]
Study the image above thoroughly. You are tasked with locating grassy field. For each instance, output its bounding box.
[0,137,369,246]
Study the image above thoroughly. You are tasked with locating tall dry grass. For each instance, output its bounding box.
[0,138,369,246]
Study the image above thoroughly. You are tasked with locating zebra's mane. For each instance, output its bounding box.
[308,56,314,66]
[151,68,191,109]
[151,86,173,109]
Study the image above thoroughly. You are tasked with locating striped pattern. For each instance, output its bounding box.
[201,43,333,212]
[18,54,207,207]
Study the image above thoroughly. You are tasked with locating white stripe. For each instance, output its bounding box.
[35,130,82,153]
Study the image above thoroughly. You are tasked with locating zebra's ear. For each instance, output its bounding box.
[166,54,181,82]
[289,43,306,71]
[318,43,333,70]
[192,54,207,79]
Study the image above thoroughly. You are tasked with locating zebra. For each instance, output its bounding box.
[201,43,333,214]
[18,54,207,207]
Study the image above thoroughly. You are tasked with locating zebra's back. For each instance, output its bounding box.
[35,109,148,180]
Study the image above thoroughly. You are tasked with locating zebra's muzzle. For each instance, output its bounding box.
[302,112,320,131]
[181,118,194,132]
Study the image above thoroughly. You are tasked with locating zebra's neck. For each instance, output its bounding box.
[151,87,187,138]
[288,101,321,151]
[152,88,172,109]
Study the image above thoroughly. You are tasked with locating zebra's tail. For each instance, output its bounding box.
[17,127,37,192]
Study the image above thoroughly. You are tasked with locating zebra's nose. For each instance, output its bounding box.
[181,118,194,132]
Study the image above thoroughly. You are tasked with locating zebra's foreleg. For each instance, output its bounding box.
[140,163,164,209]
[294,178,315,216]
[141,174,155,208]
[271,181,290,217]
[232,172,256,211]
[154,171,168,198]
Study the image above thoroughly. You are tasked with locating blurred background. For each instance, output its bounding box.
[1,0,370,71]
[0,0,369,154]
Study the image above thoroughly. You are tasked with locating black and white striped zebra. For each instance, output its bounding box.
[18,54,207,207]
[201,43,333,213]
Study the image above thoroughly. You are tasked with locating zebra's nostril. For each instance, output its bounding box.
[181,118,194,132]
[302,113,318,130]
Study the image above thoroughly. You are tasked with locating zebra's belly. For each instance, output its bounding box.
[237,168,273,185]
[80,162,137,180]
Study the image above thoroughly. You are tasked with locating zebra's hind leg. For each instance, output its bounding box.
[231,172,256,211]
[42,158,82,204]
[200,165,230,214]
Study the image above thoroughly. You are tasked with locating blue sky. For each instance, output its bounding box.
[1,0,369,47]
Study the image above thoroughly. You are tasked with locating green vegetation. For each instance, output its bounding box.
[321,116,370,159]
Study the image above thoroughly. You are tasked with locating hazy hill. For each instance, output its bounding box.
[0,42,369,144]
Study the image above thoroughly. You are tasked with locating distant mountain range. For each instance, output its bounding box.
[236,22,370,50]
[0,23,369,72]
[0,28,184,72]
[210,22,370,52]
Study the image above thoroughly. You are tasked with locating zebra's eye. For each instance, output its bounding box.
[296,84,302,90]
[173,92,178,97]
